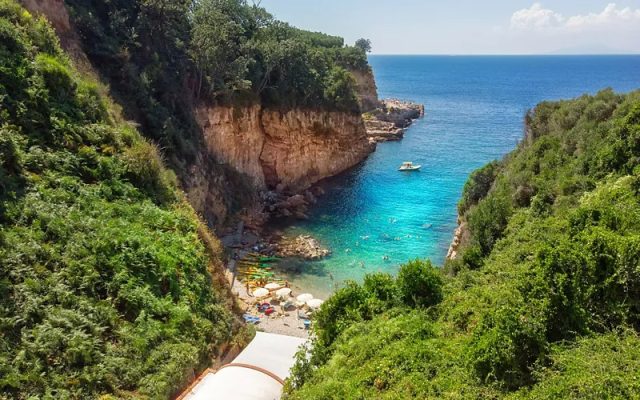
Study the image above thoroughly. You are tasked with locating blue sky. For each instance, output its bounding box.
[259,1,640,54]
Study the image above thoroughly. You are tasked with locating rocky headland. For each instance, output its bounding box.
[364,99,425,142]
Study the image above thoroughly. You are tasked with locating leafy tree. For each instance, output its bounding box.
[190,0,258,97]
[397,259,443,308]
[354,38,372,53]
[458,160,500,214]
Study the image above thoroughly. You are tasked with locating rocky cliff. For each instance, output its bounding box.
[351,68,381,112]
[196,105,374,193]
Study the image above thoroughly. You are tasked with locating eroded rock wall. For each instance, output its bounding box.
[351,68,381,112]
[196,105,374,192]
[260,109,373,190]
[196,105,266,188]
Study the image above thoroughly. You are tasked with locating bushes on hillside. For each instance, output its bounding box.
[66,0,368,116]
[0,3,234,398]
[512,330,640,399]
[397,259,443,308]
[314,261,444,349]
[458,160,500,215]
[288,261,444,393]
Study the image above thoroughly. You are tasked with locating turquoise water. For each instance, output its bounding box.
[274,55,640,297]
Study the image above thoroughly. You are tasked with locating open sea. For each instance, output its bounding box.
[273,55,640,297]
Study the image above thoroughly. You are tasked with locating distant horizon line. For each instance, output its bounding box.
[368,53,640,57]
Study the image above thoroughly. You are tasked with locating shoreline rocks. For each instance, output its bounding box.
[364,99,425,143]
[274,234,330,260]
[261,186,326,220]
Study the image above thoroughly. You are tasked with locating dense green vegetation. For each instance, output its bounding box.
[285,89,640,399]
[64,0,369,167]
[0,2,237,398]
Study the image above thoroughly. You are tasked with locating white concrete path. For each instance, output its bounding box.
[179,332,307,400]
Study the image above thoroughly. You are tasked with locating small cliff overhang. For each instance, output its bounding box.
[177,332,307,400]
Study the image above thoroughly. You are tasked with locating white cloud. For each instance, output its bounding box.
[565,3,640,30]
[510,3,563,30]
[511,3,640,31]
[504,2,640,52]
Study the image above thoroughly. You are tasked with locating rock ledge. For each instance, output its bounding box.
[364,99,425,143]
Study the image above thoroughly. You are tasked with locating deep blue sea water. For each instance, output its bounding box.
[274,55,640,297]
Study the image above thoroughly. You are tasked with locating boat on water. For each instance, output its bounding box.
[398,161,421,171]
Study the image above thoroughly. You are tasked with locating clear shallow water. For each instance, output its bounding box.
[274,55,640,297]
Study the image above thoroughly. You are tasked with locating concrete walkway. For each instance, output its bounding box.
[178,332,307,400]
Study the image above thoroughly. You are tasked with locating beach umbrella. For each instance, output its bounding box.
[252,288,269,298]
[296,293,313,303]
[264,282,282,291]
[306,298,324,309]
[275,287,292,299]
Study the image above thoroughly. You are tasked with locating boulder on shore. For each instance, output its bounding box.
[275,235,330,260]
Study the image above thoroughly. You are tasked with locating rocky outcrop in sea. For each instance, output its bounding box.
[364,99,425,142]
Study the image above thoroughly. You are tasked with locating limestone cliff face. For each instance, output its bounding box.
[196,105,374,192]
[260,109,373,190]
[196,106,267,188]
[351,68,381,112]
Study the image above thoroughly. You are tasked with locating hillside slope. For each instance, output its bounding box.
[0,2,240,398]
[285,89,640,399]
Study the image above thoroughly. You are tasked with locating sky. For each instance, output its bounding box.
[259,1,640,54]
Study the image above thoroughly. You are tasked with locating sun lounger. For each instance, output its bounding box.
[243,314,261,324]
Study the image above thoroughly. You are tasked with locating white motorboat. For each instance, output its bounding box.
[398,161,421,171]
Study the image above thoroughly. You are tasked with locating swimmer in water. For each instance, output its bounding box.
[382,255,390,261]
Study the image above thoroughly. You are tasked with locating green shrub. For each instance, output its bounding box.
[397,259,443,308]
[468,303,548,389]
[362,272,398,305]
[123,140,177,205]
[459,160,500,214]
[468,190,512,255]
[323,66,359,113]
[511,330,640,399]
[34,53,75,102]
[461,244,484,269]
[312,281,369,350]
